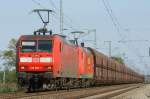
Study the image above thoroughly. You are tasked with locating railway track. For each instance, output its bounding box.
[81,84,142,99]
[0,84,143,99]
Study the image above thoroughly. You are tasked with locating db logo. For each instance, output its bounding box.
[33,58,39,62]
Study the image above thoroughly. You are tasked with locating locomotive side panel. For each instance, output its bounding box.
[54,36,79,78]
[78,47,94,79]
[82,48,94,78]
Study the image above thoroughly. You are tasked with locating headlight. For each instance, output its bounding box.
[20,57,32,62]
[40,57,52,62]
[47,66,52,70]
[21,66,25,70]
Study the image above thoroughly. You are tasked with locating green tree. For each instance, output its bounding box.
[0,39,17,71]
[111,56,125,64]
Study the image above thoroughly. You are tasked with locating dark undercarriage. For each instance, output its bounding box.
[18,72,94,92]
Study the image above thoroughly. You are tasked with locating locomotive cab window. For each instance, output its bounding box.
[21,41,36,52]
[38,40,52,52]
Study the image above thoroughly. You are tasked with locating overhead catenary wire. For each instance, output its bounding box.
[48,0,77,30]
[100,0,149,74]
[49,0,75,31]
[48,0,76,27]
[48,0,58,11]
[31,0,46,8]
[101,0,127,41]
[48,0,78,31]
[105,0,124,31]
[101,0,119,32]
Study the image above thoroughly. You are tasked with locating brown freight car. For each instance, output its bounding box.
[88,48,144,85]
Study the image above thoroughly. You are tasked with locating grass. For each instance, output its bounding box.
[0,83,18,93]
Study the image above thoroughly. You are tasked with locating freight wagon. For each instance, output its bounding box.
[88,48,144,85]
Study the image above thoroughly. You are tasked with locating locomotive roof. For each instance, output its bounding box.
[19,34,65,40]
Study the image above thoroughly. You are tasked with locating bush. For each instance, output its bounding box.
[0,70,17,83]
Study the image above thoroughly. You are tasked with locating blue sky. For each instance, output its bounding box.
[0,0,150,74]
